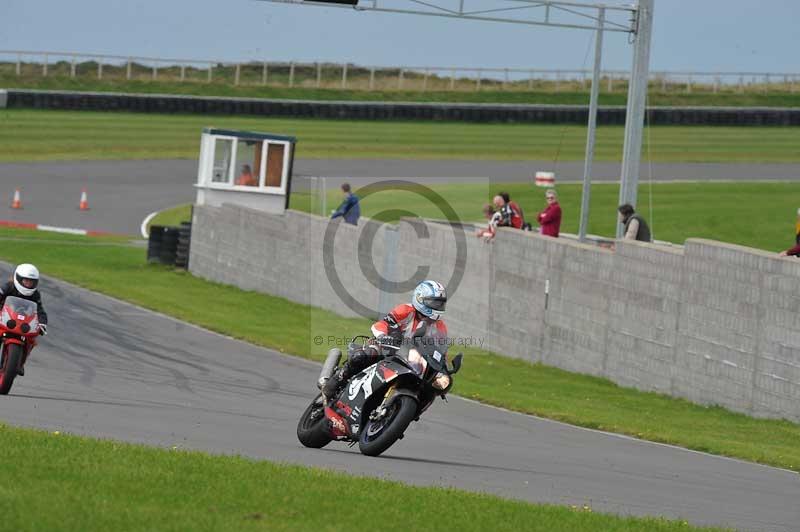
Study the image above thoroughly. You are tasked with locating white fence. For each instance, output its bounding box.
[1,49,798,93]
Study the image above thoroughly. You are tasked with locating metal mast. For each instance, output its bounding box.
[257,0,652,240]
[617,0,653,236]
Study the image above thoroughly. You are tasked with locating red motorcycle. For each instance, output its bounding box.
[0,296,42,394]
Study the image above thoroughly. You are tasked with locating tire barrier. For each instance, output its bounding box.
[147,224,191,269]
[146,225,165,264]
[6,89,800,126]
[160,227,179,266]
[175,222,192,270]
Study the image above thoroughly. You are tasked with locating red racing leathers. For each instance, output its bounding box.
[371,303,448,342]
[322,303,448,400]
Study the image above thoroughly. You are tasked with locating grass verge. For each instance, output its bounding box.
[0,226,798,472]
[0,424,725,532]
[1,109,799,162]
[153,181,800,252]
[301,181,800,252]
[148,203,192,230]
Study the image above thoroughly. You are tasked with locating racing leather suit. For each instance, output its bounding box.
[322,303,448,399]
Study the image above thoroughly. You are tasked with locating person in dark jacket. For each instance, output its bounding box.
[498,191,532,231]
[618,204,652,242]
[331,183,360,225]
[0,263,48,330]
[0,264,48,375]
[493,194,524,229]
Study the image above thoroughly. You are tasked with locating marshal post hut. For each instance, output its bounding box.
[194,128,296,214]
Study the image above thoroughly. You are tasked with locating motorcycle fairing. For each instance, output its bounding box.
[326,358,415,438]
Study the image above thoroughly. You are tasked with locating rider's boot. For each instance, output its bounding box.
[321,360,357,403]
[322,345,380,403]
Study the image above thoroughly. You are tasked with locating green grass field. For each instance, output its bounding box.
[0,424,725,532]
[1,109,799,162]
[147,203,193,230]
[153,181,800,252]
[1,226,798,473]
[4,74,800,108]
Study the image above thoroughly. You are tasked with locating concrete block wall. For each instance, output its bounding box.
[190,204,800,422]
[393,219,493,349]
[604,241,684,395]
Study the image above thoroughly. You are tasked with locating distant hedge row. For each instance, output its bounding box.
[6,89,800,125]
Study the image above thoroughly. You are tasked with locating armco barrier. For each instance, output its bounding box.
[5,89,800,125]
[189,204,800,422]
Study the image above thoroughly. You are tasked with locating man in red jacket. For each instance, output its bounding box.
[537,189,562,237]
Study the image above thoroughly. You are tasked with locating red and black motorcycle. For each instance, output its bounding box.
[297,324,462,457]
[0,296,43,394]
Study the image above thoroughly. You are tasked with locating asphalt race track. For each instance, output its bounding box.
[0,263,798,531]
[0,159,798,235]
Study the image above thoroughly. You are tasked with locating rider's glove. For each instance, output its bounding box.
[38,324,48,336]
[376,334,401,348]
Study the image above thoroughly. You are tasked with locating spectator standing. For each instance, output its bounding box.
[537,189,562,238]
[493,194,524,229]
[499,191,532,230]
[331,183,360,226]
[781,209,800,256]
[235,164,258,186]
[618,204,652,242]
[795,208,800,245]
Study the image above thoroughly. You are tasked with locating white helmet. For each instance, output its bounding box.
[412,280,447,321]
[14,263,40,297]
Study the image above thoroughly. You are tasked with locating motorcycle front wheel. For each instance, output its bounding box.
[0,344,23,395]
[296,394,333,448]
[358,395,417,457]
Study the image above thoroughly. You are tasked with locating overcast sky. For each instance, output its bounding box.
[1,0,797,73]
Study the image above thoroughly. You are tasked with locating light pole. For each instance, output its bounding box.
[257,0,652,239]
[617,0,654,237]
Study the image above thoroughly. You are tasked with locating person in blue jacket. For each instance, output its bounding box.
[331,183,360,225]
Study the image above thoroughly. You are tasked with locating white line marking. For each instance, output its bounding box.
[140,211,158,239]
[36,224,88,235]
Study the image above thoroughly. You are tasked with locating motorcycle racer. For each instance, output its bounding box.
[0,264,48,377]
[322,279,448,402]
[0,264,48,335]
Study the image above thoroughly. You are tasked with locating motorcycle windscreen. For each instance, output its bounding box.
[1,296,38,328]
[3,296,37,316]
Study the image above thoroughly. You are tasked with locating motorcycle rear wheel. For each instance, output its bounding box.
[359,395,417,457]
[296,394,332,448]
[0,344,23,395]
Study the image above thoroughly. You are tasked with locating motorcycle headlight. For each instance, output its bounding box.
[407,349,428,375]
[432,372,451,391]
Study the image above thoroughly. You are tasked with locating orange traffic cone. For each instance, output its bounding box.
[79,188,89,211]
[11,188,22,209]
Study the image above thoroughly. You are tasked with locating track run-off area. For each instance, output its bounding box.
[1,159,798,235]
